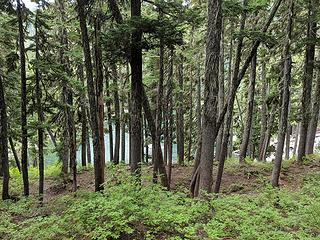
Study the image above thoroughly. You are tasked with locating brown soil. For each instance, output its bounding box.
[27,160,320,203]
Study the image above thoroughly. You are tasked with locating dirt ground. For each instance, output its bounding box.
[26,159,320,203]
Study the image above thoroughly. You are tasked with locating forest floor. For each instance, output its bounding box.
[28,157,320,203]
[1,157,320,239]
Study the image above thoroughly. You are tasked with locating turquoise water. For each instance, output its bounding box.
[45,130,177,165]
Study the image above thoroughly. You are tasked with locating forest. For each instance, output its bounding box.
[0,0,320,239]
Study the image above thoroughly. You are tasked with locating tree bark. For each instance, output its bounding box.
[107,0,123,23]
[214,0,247,194]
[128,91,132,165]
[192,60,202,176]
[194,0,222,196]
[67,92,77,192]
[163,112,168,165]
[141,114,144,163]
[106,0,168,176]
[0,74,10,200]
[111,65,121,164]
[94,15,105,189]
[58,0,77,191]
[239,52,257,164]
[258,61,268,159]
[144,116,149,163]
[120,76,126,163]
[35,11,45,199]
[87,125,92,164]
[9,137,21,172]
[17,0,29,196]
[78,64,87,167]
[187,68,194,162]
[130,0,143,176]
[191,122,202,194]
[306,50,320,154]
[285,124,291,160]
[141,87,169,188]
[297,0,317,164]
[176,56,185,166]
[167,49,174,187]
[293,123,300,155]
[215,22,225,162]
[259,104,276,161]
[61,120,69,178]
[197,65,202,124]
[226,22,234,159]
[153,28,165,183]
[120,106,126,163]
[105,68,114,163]
[214,0,282,194]
[272,0,293,187]
[168,99,173,188]
[77,0,105,191]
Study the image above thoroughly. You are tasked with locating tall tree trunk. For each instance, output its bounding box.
[214,0,282,194]
[106,0,167,175]
[17,0,29,196]
[192,0,222,196]
[120,72,126,163]
[81,119,87,167]
[187,69,193,162]
[0,74,10,200]
[192,56,202,177]
[306,50,320,154]
[87,126,92,164]
[9,137,21,172]
[35,11,45,198]
[176,56,185,166]
[297,0,317,164]
[226,22,233,159]
[105,68,114,163]
[141,114,144,163]
[215,22,225,162]
[105,0,129,165]
[272,0,293,187]
[67,92,77,192]
[258,61,268,159]
[141,87,169,188]
[285,124,291,160]
[227,120,233,157]
[130,0,143,176]
[121,100,126,163]
[163,113,168,165]
[128,91,132,165]
[293,123,300,155]
[154,25,165,183]
[79,64,87,167]
[144,117,149,163]
[94,15,105,189]
[153,17,165,182]
[167,49,174,186]
[214,0,247,194]
[259,104,276,161]
[77,0,105,191]
[67,91,77,191]
[111,66,121,164]
[239,52,257,164]
[58,0,77,191]
[61,120,69,178]
[168,98,173,187]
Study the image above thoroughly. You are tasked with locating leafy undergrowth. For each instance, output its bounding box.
[1,164,320,239]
